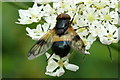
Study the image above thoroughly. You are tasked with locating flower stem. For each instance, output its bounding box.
[107,45,112,62]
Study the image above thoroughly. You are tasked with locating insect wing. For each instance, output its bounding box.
[28,29,55,60]
[67,27,85,53]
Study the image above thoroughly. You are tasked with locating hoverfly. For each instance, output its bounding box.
[28,13,85,60]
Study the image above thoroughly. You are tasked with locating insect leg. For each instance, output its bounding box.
[74,26,89,31]
[70,5,80,24]
[70,13,77,24]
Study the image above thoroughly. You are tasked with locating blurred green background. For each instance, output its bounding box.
[0,2,2,79]
[2,2,119,78]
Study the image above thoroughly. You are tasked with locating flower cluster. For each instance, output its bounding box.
[17,0,119,77]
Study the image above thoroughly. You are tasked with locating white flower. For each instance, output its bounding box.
[108,0,119,9]
[82,7,99,23]
[42,4,56,16]
[16,3,43,24]
[17,0,120,77]
[89,20,106,37]
[99,7,118,24]
[99,23,118,45]
[45,53,79,77]
[44,14,57,29]
[26,23,49,40]
[75,16,88,27]
[17,0,119,55]
[53,1,77,15]
[28,3,43,22]
[17,9,33,24]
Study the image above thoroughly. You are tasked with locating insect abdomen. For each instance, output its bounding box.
[52,41,71,57]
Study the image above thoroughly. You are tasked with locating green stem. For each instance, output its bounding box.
[107,45,112,62]
[110,44,119,51]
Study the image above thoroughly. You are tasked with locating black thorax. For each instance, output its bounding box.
[55,19,70,36]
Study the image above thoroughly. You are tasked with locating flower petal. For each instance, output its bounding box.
[45,52,50,59]
[100,37,112,45]
[45,67,65,77]
[45,72,57,77]
[64,62,79,71]
[84,50,90,54]
[52,54,60,60]
[45,53,59,72]
[46,59,58,72]
[56,67,65,77]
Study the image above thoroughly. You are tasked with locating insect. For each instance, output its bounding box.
[28,13,85,60]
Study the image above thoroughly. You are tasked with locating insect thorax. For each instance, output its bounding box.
[55,19,70,36]
[55,13,71,36]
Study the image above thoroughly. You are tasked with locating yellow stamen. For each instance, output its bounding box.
[87,14,95,22]
[104,15,111,21]
[107,33,113,39]
[58,59,64,67]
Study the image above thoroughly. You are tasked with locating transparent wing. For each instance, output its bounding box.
[67,27,85,53]
[28,29,55,60]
